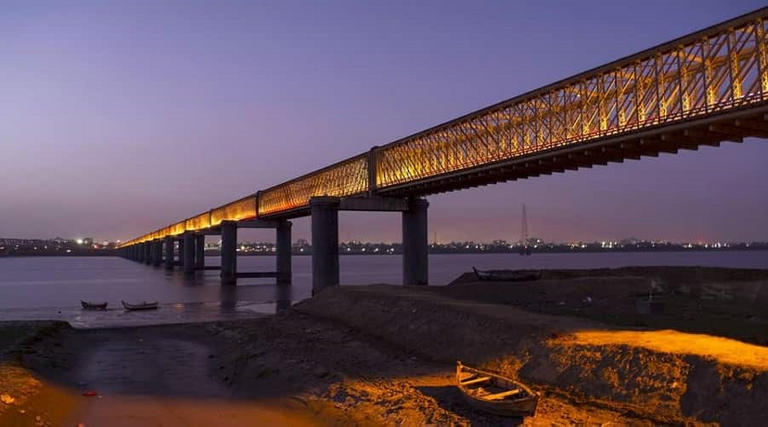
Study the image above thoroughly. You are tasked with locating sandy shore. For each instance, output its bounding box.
[2,266,767,425]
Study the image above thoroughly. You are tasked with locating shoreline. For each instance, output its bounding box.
[2,266,768,425]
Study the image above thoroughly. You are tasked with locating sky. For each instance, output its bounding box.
[1,0,766,244]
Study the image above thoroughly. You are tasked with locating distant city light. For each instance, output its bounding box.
[76,239,83,245]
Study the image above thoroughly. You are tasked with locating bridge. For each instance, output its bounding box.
[118,8,768,292]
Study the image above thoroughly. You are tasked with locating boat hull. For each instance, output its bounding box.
[81,301,108,310]
[121,301,159,311]
[473,267,542,282]
[456,361,539,417]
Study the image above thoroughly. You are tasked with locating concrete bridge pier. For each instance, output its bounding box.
[177,237,184,269]
[183,232,195,275]
[194,234,205,271]
[276,220,292,284]
[164,237,174,270]
[152,241,163,267]
[138,243,145,263]
[310,197,340,294]
[402,198,429,285]
[220,221,237,285]
[144,242,152,265]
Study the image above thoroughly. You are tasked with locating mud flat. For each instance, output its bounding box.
[1,266,767,425]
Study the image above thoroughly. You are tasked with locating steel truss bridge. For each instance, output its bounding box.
[121,8,768,249]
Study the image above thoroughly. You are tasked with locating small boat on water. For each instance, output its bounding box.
[472,267,543,282]
[81,301,108,310]
[456,361,539,417]
[121,300,159,311]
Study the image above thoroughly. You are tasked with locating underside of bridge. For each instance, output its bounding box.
[118,8,768,293]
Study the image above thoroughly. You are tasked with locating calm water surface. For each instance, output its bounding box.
[0,252,765,326]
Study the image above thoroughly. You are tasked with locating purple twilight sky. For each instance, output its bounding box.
[1,0,766,244]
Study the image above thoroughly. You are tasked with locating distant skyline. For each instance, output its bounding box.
[4,235,768,246]
[1,1,767,244]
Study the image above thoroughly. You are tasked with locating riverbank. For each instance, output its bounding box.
[2,314,642,425]
[2,266,767,425]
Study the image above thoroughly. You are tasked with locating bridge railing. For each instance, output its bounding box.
[257,154,369,216]
[374,10,767,189]
[211,195,257,225]
[119,9,767,248]
[186,212,212,232]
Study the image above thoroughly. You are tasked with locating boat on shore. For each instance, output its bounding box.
[122,300,159,311]
[472,267,543,282]
[456,361,539,417]
[81,301,108,310]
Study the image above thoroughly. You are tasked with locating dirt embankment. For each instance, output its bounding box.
[297,281,768,425]
[447,266,768,345]
[5,308,649,425]
[4,266,768,425]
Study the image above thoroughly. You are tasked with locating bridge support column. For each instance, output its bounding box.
[402,198,429,286]
[152,241,163,266]
[220,221,237,285]
[311,197,339,294]
[276,220,292,284]
[183,233,195,275]
[177,238,184,269]
[164,237,174,270]
[145,242,152,265]
[137,243,144,263]
[195,235,205,270]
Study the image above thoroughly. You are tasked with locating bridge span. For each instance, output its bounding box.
[119,8,768,292]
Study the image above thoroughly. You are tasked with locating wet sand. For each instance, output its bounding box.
[2,266,768,425]
[3,322,345,426]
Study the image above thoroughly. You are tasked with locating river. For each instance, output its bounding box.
[0,251,765,327]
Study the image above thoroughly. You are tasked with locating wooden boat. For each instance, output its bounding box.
[121,300,159,311]
[81,301,108,310]
[456,361,539,417]
[473,267,543,282]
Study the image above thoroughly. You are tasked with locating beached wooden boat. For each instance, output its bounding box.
[456,361,539,417]
[472,267,543,282]
[121,300,159,311]
[81,301,108,310]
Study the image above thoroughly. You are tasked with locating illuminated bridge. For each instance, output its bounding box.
[119,8,768,291]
